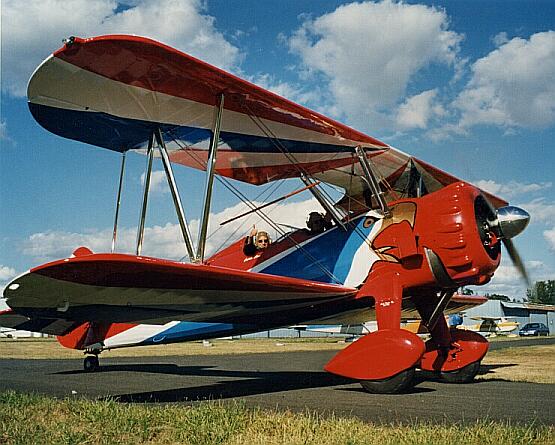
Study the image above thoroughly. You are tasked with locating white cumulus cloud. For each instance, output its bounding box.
[2,0,241,97]
[455,31,555,130]
[396,89,445,130]
[543,227,555,251]
[492,32,509,47]
[544,227,555,251]
[519,197,555,224]
[288,0,462,130]
[21,197,322,263]
[0,266,17,282]
[140,170,169,194]
[0,121,9,141]
[473,179,552,200]
[480,257,551,300]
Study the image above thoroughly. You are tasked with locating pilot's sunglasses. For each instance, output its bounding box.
[258,238,269,244]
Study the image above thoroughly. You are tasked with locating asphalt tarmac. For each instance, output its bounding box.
[1,338,553,425]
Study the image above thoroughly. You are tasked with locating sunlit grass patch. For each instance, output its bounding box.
[231,409,553,445]
[0,337,346,360]
[0,391,552,445]
[478,344,555,384]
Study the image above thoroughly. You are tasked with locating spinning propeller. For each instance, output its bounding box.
[496,206,531,286]
[477,196,531,286]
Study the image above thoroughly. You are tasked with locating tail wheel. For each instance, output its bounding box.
[440,361,481,384]
[360,368,416,394]
[83,355,100,372]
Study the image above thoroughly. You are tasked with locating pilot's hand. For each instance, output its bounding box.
[250,225,257,237]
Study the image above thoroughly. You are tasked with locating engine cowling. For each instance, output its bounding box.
[369,181,510,290]
[414,181,501,287]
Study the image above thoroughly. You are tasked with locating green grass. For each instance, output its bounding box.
[0,391,552,445]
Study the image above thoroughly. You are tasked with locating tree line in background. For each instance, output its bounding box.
[526,280,555,305]
[460,280,555,304]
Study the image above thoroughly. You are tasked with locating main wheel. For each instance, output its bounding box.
[360,368,416,394]
[83,355,100,372]
[440,361,481,384]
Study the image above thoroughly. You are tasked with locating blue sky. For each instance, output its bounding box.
[1,0,554,300]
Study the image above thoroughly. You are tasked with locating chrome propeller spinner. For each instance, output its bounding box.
[496,206,530,240]
[476,195,531,286]
[495,205,531,287]
[491,204,531,286]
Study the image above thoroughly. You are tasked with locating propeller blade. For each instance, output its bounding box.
[502,238,531,287]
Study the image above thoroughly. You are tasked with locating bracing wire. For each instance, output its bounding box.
[208,179,285,253]
[225,106,395,262]
[164,130,341,283]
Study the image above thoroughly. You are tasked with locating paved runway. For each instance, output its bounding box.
[1,340,554,425]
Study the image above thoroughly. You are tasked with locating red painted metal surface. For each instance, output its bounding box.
[420,330,489,372]
[322,182,498,381]
[349,181,501,297]
[26,34,510,215]
[325,329,425,380]
[72,246,93,257]
[414,182,501,286]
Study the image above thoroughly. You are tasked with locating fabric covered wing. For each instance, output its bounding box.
[28,34,507,207]
[300,293,488,325]
[27,34,387,186]
[3,253,357,326]
[316,151,508,210]
[0,309,81,336]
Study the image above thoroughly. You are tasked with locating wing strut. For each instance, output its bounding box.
[354,146,391,217]
[136,134,154,255]
[155,128,196,262]
[197,94,225,263]
[111,151,126,253]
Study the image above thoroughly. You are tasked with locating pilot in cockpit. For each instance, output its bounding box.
[306,211,332,235]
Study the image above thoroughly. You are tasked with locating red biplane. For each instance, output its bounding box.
[1,35,531,393]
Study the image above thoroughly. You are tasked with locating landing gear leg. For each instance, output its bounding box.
[415,294,488,382]
[83,354,100,372]
[325,270,425,394]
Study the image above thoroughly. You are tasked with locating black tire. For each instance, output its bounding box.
[440,361,481,384]
[360,368,416,394]
[83,356,100,372]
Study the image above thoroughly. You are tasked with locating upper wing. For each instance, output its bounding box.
[28,34,507,207]
[28,34,387,186]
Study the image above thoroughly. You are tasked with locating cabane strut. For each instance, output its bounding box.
[354,146,391,217]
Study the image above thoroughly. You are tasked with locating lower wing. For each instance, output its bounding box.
[3,252,357,330]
